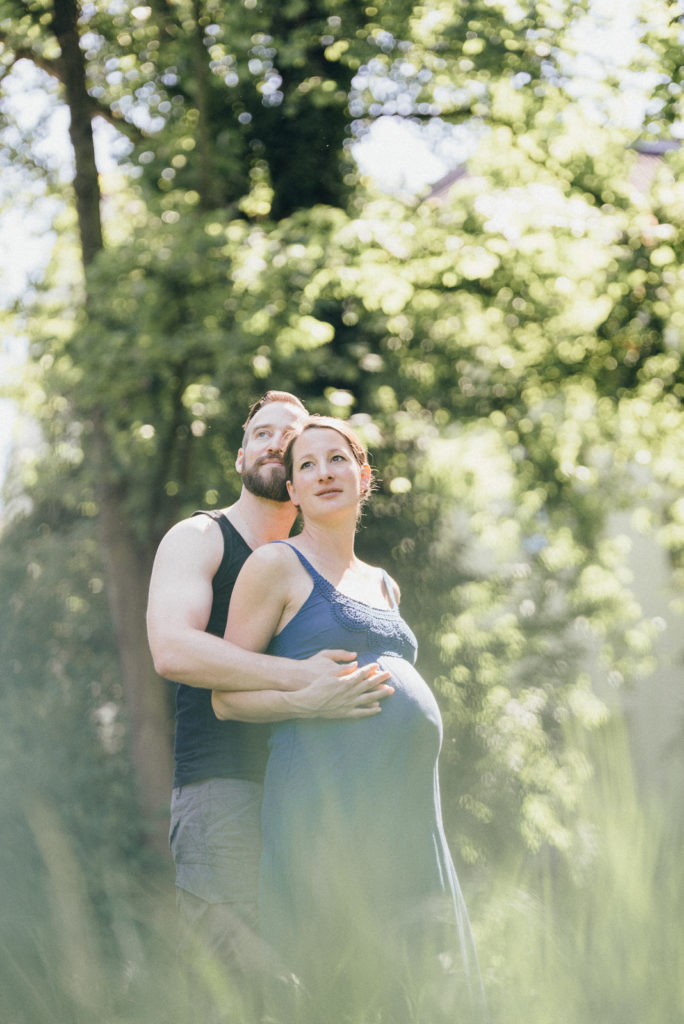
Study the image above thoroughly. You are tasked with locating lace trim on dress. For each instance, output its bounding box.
[274,542,418,662]
[318,574,417,661]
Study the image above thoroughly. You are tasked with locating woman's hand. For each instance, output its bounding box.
[211,659,392,722]
[284,659,393,719]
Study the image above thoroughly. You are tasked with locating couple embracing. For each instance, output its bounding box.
[147,391,485,1024]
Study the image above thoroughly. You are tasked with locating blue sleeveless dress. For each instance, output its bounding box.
[260,544,484,1022]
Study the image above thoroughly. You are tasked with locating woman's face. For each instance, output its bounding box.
[287,427,370,518]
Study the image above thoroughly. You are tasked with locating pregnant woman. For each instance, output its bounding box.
[213,416,484,1024]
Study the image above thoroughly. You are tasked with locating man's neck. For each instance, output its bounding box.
[223,489,298,549]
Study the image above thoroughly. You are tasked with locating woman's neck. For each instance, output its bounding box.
[294,516,358,575]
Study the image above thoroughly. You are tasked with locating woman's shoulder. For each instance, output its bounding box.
[232,542,303,608]
[242,541,313,585]
[358,559,401,605]
[243,540,297,572]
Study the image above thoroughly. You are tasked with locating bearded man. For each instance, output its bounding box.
[146,391,391,1020]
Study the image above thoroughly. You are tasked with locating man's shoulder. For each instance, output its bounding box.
[167,509,230,538]
[155,512,227,565]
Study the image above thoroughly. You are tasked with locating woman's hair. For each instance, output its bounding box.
[283,416,375,503]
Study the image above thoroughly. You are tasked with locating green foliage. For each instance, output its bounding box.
[0,489,163,1021]
[2,3,684,997]
[9,90,684,867]
[479,719,684,1024]
[635,0,684,136]
[0,484,149,854]
[66,0,420,215]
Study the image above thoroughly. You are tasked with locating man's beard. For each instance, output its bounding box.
[241,460,290,502]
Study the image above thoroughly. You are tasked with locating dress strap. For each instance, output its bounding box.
[270,541,324,584]
[381,571,399,609]
[274,542,398,611]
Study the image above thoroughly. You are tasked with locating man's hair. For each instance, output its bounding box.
[241,391,307,443]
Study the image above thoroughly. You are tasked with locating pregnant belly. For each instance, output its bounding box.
[260,658,448,938]
[376,654,443,743]
[265,655,442,799]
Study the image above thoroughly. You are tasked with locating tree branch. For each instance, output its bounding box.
[0,33,146,145]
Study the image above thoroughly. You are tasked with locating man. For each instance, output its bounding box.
[146,390,390,1018]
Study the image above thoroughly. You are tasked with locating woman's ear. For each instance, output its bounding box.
[360,462,372,494]
[286,479,299,507]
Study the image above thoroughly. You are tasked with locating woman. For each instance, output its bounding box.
[214,416,484,1023]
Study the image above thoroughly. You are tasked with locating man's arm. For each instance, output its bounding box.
[146,517,391,709]
[212,543,392,721]
[212,671,390,722]
[147,515,289,691]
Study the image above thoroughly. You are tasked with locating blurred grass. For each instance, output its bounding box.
[1,715,681,1024]
[477,717,684,1024]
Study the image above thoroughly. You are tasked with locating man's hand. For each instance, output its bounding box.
[280,649,368,691]
[284,652,393,719]
[211,650,394,723]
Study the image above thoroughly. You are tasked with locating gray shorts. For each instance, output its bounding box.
[169,778,265,1014]
[169,777,263,905]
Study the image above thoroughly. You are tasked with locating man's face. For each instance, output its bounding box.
[238,401,306,502]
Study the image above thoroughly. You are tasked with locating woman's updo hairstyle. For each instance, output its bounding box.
[283,416,375,505]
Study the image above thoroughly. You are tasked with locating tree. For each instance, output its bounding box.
[1,0,681,873]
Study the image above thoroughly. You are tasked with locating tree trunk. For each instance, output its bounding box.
[191,0,216,208]
[52,0,103,265]
[51,0,173,854]
[95,460,174,854]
